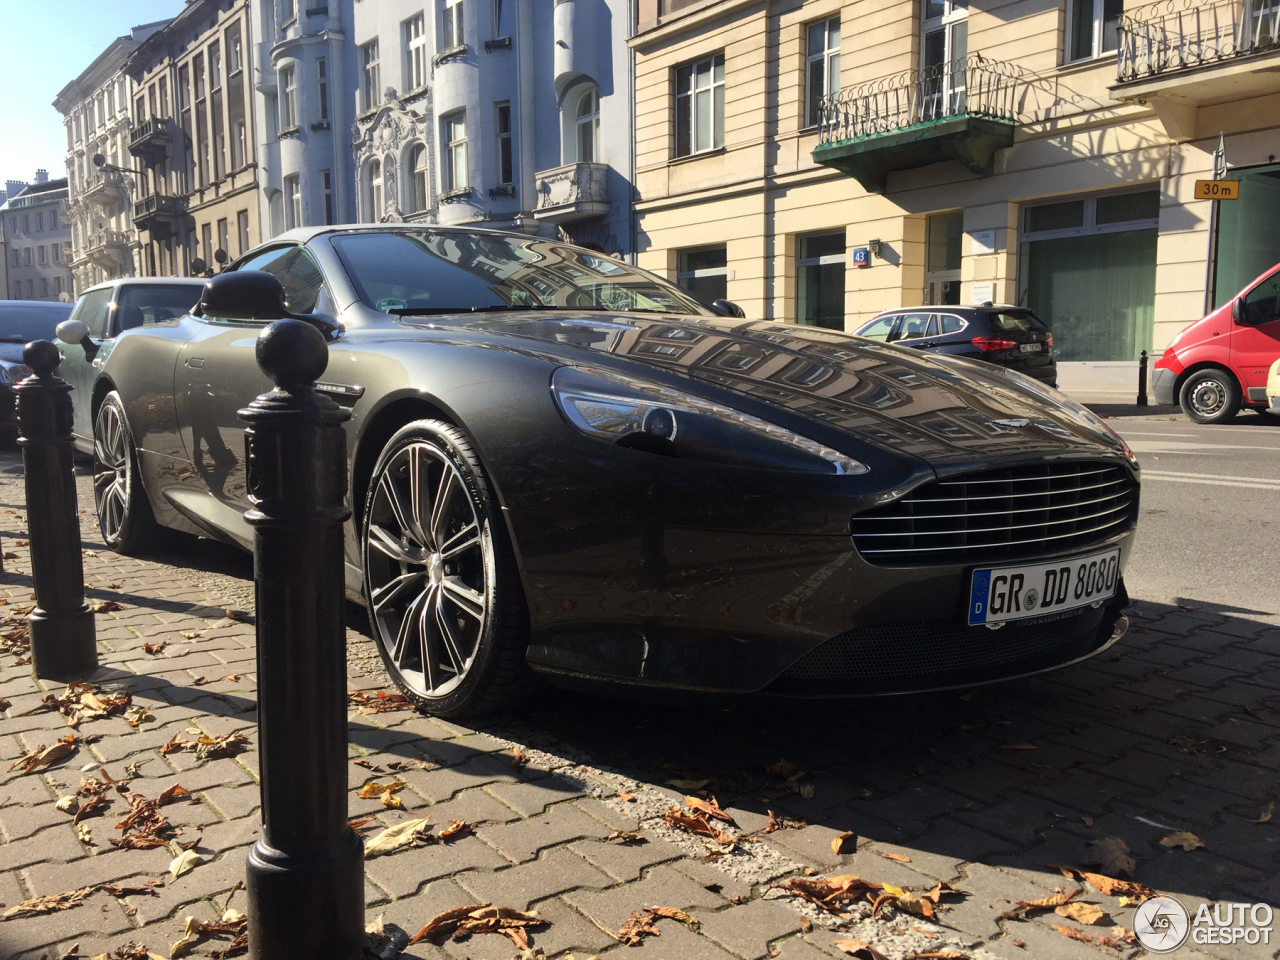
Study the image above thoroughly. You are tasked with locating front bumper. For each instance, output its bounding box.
[1152,365,1177,406]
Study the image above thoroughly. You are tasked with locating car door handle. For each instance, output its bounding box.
[186,358,205,368]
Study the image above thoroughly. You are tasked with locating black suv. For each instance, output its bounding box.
[853,304,1057,387]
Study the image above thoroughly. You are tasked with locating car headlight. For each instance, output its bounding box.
[551,366,868,475]
[1001,367,1138,466]
[0,362,32,385]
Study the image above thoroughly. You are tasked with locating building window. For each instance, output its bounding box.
[368,160,383,220]
[52,244,60,263]
[36,213,44,232]
[317,57,329,121]
[22,215,29,233]
[194,53,210,188]
[279,0,295,24]
[217,218,229,260]
[805,18,841,128]
[797,231,846,330]
[38,246,47,265]
[237,209,250,255]
[677,246,729,303]
[40,278,49,298]
[50,210,58,229]
[674,53,725,158]
[1066,0,1122,61]
[1018,189,1160,361]
[23,248,32,266]
[406,15,428,91]
[496,102,514,184]
[179,64,194,191]
[227,22,246,169]
[924,210,963,305]
[922,0,968,117]
[279,65,297,131]
[444,113,468,191]
[361,41,381,113]
[285,176,301,229]
[26,280,34,298]
[202,222,213,268]
[321,169,334,224]
[575,88,599,163]
[409,145,429,212]
[54,277,63,296]
[442,0,465,49]
[210,41,226,179]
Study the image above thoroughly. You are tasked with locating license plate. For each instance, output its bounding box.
[968,548,1121,626]
[1019,342,1043,353]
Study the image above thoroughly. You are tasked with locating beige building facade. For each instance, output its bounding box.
[630,0,1280,392]
[124,0,261,279]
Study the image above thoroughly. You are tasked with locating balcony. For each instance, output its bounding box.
[133,193,184,241]
[1112,0,1280,138]
[128,117,175,167]
[812,57,1020,195]
[532,162,609,224]
[82,229,132,273]
[82,170,129,218]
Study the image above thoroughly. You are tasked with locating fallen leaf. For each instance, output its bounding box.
[1055,902,1109,925]
[1085,837,1136,876]
[1176,602,1200,611]
[75,823,93,844]
[1097,925,1136,948]
[354,759,383,772]
[142,641,167,655]
[685,795,734,824]
[606,830,646,845]
[1052,924,1094,943]
[409,904,547,946]
[91,600,123,613]
[763,810,806,833]
[831,831,857,854]
[346,690,414,714]
[124,706,155,727]
[766,759,802,779]
[2,886,96,918]
[616,910,660,945]
[192,732,250,761]
[1159,830,1204,851]
[1047,865,1155,900]
[159,731,190,755]
[1081,816,1094,827]
[511,747,530,769]
[617,791,636,802]
[800,917,812,933]
[356,779,408,809]
[169,849,202,879]
[72,792,109,824]
[364,818,433,858]
[881,852,911,863]
[7,735,77,774]
[1253,800,1274,824]
[180,631,202,640]
[831,940,890,960]
[211,933,248,958]
[438,818,472,840]
[907,951,968,959]
[157,784,190,806]
[170,915,204,958]
[56,794,79,814]
[664,805,737,845]
[349,817,377,837]
[780,874,881,914]
[648,906,699,929]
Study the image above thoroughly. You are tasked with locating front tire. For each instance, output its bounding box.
[361,419,533,718]
[94,391,162,554]
[1179,368,1241,424]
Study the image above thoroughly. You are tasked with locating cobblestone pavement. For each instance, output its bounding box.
[0,449,1277,960]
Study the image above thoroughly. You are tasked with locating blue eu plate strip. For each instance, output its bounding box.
[969,569,992,625]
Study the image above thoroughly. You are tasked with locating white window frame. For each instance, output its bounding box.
[361,41,381,113]
[279,64,297,131]
[921,0,968,117]
[496,102,514,184]
[676,248,732,285]
[368,160,383,221]
[317,57,329,121]
[574,88,599,163]
[444,112,469,191]
[285,175,301,229]
[674,52,726,158]
[410,144,429,211]
[1021,189,1161,242]
[1064,0,1121,62]
[442,0,465,50]
[805,17,841,128]
[406,14,428,91]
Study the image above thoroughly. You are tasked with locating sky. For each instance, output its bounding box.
[0,0,186,189]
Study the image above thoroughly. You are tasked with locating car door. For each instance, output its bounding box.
[929,312,973,357]
[1230,268,1280,402]
[57,286,114,447]
[174,245,329,536]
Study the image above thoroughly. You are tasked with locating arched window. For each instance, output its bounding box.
[368,159,382,221]
[409,144,428,212]
[575,88,599,163]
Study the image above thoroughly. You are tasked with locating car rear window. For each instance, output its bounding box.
[987,311,1044,333]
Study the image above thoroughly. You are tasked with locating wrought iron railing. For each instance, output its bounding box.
[1118,0,1280,80]
[817,56,1020,145]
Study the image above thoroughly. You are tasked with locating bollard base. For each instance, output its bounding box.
[246,829,365,960]
[28,605,98,680]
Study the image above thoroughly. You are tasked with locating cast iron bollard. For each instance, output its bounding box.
[239,319,363,960]
[15,340,96,679]
[1137,349,1149,407]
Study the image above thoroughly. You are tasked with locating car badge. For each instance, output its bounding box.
[991,418,1031,428]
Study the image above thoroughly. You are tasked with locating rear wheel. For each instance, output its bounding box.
[361,419,534,718]
[94,391,162,554]
[1179,369,1241,424]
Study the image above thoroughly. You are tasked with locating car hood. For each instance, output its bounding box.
[405,312,1132,470]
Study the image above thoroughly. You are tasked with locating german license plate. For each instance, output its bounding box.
[1019,342,1043,353]
[968,548,1121,626]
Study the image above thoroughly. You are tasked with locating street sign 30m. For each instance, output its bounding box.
[1195,179,1239,199]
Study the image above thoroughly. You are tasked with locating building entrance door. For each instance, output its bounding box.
[925,211,962,305]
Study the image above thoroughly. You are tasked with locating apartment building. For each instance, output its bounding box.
[124,0,261,277]
[0,174,73,301]
[630,0,1280,390]
[54,20,170,292]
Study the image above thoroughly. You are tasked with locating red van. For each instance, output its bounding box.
[1152,264,1280,423]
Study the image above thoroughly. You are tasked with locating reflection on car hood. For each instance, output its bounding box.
[420,312,1128,467]
[0,342,27,365]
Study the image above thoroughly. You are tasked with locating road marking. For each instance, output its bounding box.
[1128,440,1280,453]
[1143,470,1280,490]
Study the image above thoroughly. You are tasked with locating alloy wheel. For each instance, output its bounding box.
[363,440,494,698]
[94,402,130,542]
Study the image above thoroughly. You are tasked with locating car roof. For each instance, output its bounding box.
[75,277,208,297]
[871,303,1028,317]
[0,300,73,316]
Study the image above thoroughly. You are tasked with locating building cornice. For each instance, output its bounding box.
[629,0,762,51]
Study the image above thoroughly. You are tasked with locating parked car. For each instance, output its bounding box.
[1152,263,1280,423]
[0,300,74,441]
[852,304,1057,387]
[56,226,1139,717]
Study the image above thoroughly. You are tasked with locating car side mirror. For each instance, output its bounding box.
[201,270,338,338]
[1232,297,1245,323]
[710,299,746,318]
[55,318,99,362]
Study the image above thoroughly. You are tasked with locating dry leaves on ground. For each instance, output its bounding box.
[512,747,530,770]
[91,599,124,613]
[180,631,201,640]
[1160,831,1205,851]
[1055,902,1110,925]
[169,849,202,879]
[685,795,734,824]
[831,831,856,854]
[780,874,882,917]
[7,734,77,774]
[1253,800,1275,824]
[1047,864,1157,900]
[764,810,806,833]
[764,758,814,799]
[347,690,414,714]
[170,909,248,958]
[160,731,251,761]
[907,951,968,960]
[1084,836,1136,876]
[1052,923,1136,948]
[881,852,911,863]
[874,882,963,920]
[111,789,173,850]
[617,791,636,802]
[1,886,97,919]
[614,907,698,945]
[142,641,166,655]
[409,904,548,950]
[364,818,433,857]
[831,939,891,959]
[1000,888,1080,920]
[606,830,646,845]
[365,913,412,959]
[357,779,408,809]
[664,805,737,846]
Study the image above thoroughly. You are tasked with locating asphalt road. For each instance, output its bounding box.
[1098,404,1280,628]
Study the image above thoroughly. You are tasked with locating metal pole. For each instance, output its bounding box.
[1203,132,1226,315]
[240,319,362,960]
[1137,349,1149,406]
[15,340,96,679]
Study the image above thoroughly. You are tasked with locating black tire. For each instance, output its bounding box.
[361,419,534,718]
[1179,368,1241,424]
[93,391,163,554]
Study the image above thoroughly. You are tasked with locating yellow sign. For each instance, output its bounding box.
[1194,179,1239,199]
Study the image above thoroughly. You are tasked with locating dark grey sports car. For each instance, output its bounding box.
[55,225,1140,717]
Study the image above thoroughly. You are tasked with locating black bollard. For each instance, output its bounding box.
[1137,349,1149,407]
[239,319,363,960]
[15,340,96,679]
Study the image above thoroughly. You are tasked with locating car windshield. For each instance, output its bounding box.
[330,231,713,316]
[0,304,71,343]
[988,311,1045,332]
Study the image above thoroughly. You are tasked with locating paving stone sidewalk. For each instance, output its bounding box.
[0,452,1278,960]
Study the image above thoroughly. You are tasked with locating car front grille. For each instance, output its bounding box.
[779,605,1106,684]
[851,461,1137,567]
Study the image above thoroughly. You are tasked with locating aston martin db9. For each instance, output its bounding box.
[55,226,1139,717]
